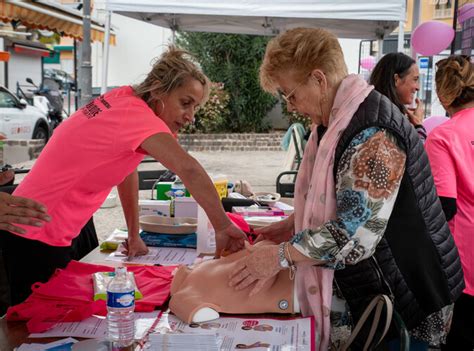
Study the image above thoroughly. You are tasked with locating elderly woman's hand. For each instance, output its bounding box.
[215,223,247,258]
[254,214,294,244]
[229,242,282,296]
[0,192,50,234]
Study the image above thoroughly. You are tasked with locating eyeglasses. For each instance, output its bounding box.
[278,77,308,105]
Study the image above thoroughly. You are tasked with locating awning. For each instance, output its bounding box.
[13,43,50,57]
[0,50,9,61]
[0,0,116,44]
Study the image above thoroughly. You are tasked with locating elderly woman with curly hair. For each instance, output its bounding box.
[228,28,464,350]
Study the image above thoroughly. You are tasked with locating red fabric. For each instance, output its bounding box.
[6,260,175,333]
[227,212,256,243]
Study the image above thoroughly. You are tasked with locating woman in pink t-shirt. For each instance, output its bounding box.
[425,55,474,351]
[0,47,246,306]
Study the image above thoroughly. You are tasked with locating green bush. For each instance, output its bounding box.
[184,82,231,133]
[177,32,277,133]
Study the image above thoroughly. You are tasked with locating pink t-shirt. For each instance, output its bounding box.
[13,86,172,246]
[425,107,474,296]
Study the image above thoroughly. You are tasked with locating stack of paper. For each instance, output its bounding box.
[16,338,78,351]
[148,333,219,351]
[106,246,198,265]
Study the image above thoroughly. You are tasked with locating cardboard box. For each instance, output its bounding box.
[174,197,198,218]
[154,182,173,200]
[232,206,285,217]
[139,200,170,217]
[154,182,191,200]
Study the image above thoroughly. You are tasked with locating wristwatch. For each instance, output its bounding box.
[278,242,290,268]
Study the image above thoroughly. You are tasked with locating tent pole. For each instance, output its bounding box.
[450,0,459,55]
[79,0,92,107]
[101,10,111,94]
[397,20,405,53]
[411,0,421,59]
[377,38,384,60]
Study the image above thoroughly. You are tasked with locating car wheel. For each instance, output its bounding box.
[32,126,48,145]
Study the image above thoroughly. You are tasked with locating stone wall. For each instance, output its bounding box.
[0,139,45,165]
[178,133,284,151]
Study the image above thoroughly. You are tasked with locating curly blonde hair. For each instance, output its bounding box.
[435,55,474,108]
[259,27,348,94]
[134,46,210,108]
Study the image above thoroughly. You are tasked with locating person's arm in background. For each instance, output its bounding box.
[141,133,247,257]
[439,197,457,221]
[117,169,148,257]
[0,170,51,233]
[0,169,15,186]
[406,98,427,143]
[425,132,457,222]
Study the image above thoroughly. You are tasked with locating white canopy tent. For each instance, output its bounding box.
[102,0,406,90]
[105,0,405,39]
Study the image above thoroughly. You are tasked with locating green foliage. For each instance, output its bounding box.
[36,30,61,45]
[184,82,231,133]
[176,32,277,132]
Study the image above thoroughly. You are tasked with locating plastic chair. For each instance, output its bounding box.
[276,125,305,198]
[138,170,169,190]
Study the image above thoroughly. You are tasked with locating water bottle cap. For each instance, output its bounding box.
[115,266,127,274]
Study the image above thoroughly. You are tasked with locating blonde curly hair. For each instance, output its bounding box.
[435,55,474,108]
[259,27,348,94]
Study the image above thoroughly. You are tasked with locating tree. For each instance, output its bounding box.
[177,32,277,132]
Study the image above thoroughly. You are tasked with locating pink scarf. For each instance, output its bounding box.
[293,74,373,350]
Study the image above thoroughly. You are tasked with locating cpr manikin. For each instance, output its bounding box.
[169,241,300,323]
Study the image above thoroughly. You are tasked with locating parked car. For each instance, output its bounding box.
[0,86,50,144]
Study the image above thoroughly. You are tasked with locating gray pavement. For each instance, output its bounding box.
[93,150,287,241]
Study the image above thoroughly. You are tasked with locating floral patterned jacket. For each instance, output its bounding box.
[290,126,405,269]
[291,126,452,346]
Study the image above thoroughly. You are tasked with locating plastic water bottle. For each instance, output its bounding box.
[196,205,216,254]
[107,266,135,348]
[171,177,186,198]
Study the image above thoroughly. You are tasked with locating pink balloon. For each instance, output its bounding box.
[412,21,455,56]
[360,56,376,70]
[423,115,450,135]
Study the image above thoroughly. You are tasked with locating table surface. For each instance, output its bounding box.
[0,232,295,349]
[0,247,116,350]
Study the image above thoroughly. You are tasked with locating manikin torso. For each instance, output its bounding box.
[169,241,300,323]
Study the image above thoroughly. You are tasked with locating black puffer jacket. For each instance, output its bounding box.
[332,90,464,347]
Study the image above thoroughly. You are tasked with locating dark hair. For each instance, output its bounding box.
[435,55,474,109]
[369,52,416,114]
